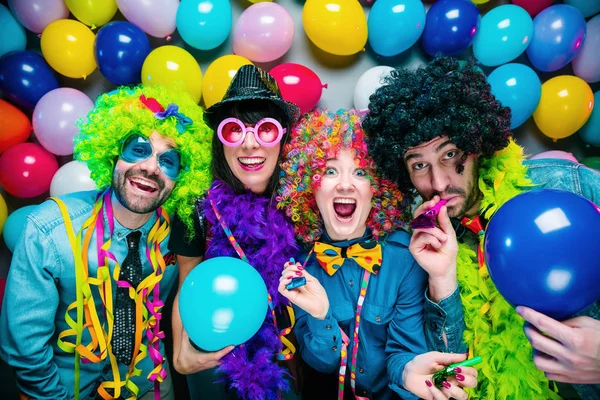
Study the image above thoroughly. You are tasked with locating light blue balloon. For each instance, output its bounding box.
[179,257,268,351]
[3,205,38,253]
[473,5,533,67]
[176,0,232,51]
[0,4,26,59]
[579,91,600,147]
[487,63,541,129]
[564,0,600,18]
[368,0,426,57]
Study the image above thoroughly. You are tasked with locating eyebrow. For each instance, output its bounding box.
[403,140,455,163]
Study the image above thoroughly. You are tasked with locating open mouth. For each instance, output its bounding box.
[333,198,357,221]
[238,157,266,170]
[129,177,158,193]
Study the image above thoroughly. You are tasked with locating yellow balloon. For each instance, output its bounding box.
[202,55,253,108]
[248,0,273,3]
[41,19,97,79]
[302,0,368,56]
[65,0,118,28]
[533,75,594,140]
[0,193,7,235]
[471,0,489,4]
[142,46,203,104]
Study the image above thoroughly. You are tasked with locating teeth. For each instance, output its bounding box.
[334,198,356,204]
[130,177,157,189]
[239,157,265,165]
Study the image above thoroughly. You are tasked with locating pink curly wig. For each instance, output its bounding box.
[277,108,411,244]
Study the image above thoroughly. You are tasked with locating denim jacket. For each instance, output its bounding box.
[424,159,600,399]
[0,191,178,400]
[294,229,429,399]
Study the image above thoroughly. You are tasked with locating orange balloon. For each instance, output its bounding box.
[0,99,31,154]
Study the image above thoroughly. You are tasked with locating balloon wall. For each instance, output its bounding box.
[0,0,598,320]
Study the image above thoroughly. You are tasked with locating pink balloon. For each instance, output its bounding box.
[270,63,325,115]
[7,0,69,34]
[32,88,94,156]
[0,143,58,198]
[511,0,554,17]
[233,3,294,63]
[116,0,178,38]
[530,150,579,163]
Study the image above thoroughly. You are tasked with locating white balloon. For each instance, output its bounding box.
[50,161,96,198]
[353,66,395,111]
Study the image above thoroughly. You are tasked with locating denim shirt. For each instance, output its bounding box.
[0,191,178,400]
[424,159,600,399]
[293,229,428,399]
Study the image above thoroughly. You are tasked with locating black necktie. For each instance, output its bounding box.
[113,231,142,365]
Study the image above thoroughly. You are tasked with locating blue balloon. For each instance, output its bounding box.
[3,205,38,253]
[473,5,533,67]
[487,63,541,129]
[484,189,600,321]
[176,0,232,51]
[421,0,480,57]
[179,257,269,351]
[0,50,59,109]
[95,22,151,86]
[579,91,600,147]
[0,4,26,59]
[368,0,426,57]
[564,0,600,18]
[526,4,587,72]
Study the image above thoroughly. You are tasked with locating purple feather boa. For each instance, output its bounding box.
[202,180,298,400]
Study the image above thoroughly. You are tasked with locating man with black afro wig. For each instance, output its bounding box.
[363,56,600,400]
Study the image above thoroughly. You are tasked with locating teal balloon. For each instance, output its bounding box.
[176,0,232,50]
[179,257,268,351]
[368,0,426,57]
[579,91,600,147]
[0,4,26,58]
[488,63,541,129]
[581,157,600,171]
[564,0,600,18]
[473,5,533,67]
[3,205,38,253]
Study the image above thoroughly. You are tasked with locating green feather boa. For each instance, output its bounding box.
[459,140,561,400]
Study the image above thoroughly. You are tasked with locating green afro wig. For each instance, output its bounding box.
[74,85,213,234]
[363,56,512,195]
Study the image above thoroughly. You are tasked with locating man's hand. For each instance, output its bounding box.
[409,196,459,302]
[172,329,234,375]
[517,306,600,384]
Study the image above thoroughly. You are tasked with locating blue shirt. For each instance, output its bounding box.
[293,229,428,399]
[425,158,600,399]
[0,191,178,400]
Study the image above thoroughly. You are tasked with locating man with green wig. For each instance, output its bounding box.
[0,86,213,400]
[363,56,600,400]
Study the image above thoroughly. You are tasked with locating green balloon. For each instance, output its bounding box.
[581,157,600,171]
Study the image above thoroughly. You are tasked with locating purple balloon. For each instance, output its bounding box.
[526,4,587,72]
[7,0,69,34]
[116,0,178,38]
[572,15,600,84]
[32,88,94,156]
[233,3,294,63]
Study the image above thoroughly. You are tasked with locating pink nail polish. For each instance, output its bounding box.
[425,380,432,387]
[454,367,462,373]
[442,381,451,389]
[295,271,302,276]
[456,374,465,381]
[297,265,304,270]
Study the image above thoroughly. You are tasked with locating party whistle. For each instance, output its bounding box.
[432,356,482,388]
[286,277,307,290]
[409,199,449,230]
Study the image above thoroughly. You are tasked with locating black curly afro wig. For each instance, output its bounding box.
[362,56,512,193]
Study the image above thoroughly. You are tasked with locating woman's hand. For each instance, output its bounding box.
[402,352,478,400]
[278,260,330,320]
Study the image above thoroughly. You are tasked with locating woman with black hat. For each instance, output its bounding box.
[167,65,302,400]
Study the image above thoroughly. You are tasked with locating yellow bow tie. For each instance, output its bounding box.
[314,241,382,276]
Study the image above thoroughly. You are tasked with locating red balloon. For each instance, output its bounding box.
[511,0,554,17]
[270,63,326,115]
[0,143,58,198]
[0,99,32,154]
